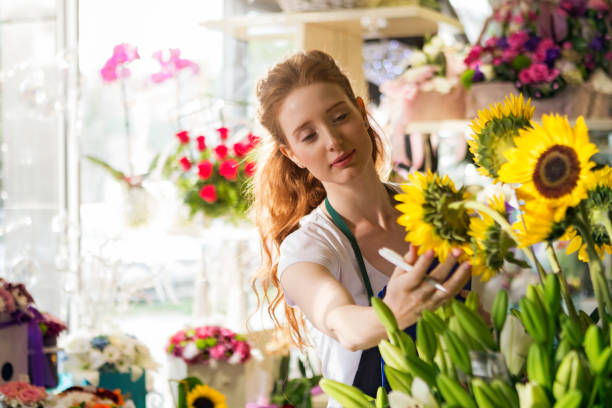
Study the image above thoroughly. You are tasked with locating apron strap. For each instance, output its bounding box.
[324,198,374,301]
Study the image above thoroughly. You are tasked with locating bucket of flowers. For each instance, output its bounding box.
[52,386,133,408]
[162,126,260,225]
[0,381,48,408]
[319,93,612,407]
[166,325,252,408]
[63,333,158,408]
[462,1,612,119]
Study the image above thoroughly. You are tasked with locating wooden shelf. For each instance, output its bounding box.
[405,118,612,134]
[201,4,463,41]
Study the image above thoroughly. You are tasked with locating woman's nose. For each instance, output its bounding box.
[322,126,343,150]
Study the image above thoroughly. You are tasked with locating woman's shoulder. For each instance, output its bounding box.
[280,206,340,250]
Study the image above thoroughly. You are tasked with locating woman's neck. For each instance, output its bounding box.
[322,167,397,230]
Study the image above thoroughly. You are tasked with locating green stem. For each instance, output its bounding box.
[575,209,612,329]
[545,243,580,324]
[451,200,547,281]
[587,375,601,408]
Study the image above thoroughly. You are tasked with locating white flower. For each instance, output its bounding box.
[227,352,242,365]
[409,50,428,67]
[88,349,106,370]
[500,314,533,376]
[480,64,495,81]
[591,69,612,94]
[182,341,200,360]
[388,377,439,408]
[423,37,444,58]
[102,345,121,364]
[516,382,551,408]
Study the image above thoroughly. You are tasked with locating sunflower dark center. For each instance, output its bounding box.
[422,183,470,243]
[533,145,580,198]
[192,397,214,408]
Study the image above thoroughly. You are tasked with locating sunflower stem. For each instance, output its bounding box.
[545,242,580,325]
[575,207,612,332]
[451,200,546,281]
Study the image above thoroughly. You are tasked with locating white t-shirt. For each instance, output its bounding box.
[277,205,391,406]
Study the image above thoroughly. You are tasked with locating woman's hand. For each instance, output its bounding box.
[382,246,472,329]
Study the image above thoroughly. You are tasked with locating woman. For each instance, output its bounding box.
[250,50,472,404]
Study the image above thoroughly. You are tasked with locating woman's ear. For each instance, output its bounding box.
[280,144,304,168]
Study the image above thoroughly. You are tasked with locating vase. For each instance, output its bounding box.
[465,82,611,119]
[411,85,466,122]
[98,369,147,408]
[167,357,246,408]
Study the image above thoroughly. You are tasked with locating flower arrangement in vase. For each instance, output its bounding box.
[166,325,251,366]
[319,93,612,407]
[162,127,260,223]
[462,0,612,99]
[0,381,47,408]
[53,386,133,408]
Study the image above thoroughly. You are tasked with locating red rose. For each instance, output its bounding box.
[247,132,261,147]
[233,142,249,157]
[244,161,256,177]
[214,144,228,160]
[196,135,206,151]
[219,159,238,180]
[199,185,217,203]
[197,160,213,180]
[179,156,192,171]
[216,127,229,141]
[176,130,189,144]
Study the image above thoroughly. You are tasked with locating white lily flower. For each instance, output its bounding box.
[516,382,551,408]
[388,377,440,408]
[500,314,533,376]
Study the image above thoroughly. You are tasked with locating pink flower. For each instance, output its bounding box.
[195,326,216,338]
[244,162,256,177]
[199,185,217,203]
[100,62,118,82]
[588,0,609,12]
[493,57,503,66]
[464,45,483,68]
[197,161,213,180]
[176,130,190,144]
[310,385,323,396]
[0,381,30,399]
[0,287,16,314]
[214,145,229,160]
[7,283,33,308]
[216,127,229,141]
[179,156,192,171]
[112,43,140,65]
[220,327,235,338]
[170,331,187,345]
[248,133,261,147]
[512,13,524,24]
[219,160,239,180]
[534,38,557,63]
[485,36,498,48]
[507,30,529,50]
[196,135,206,151]
[17,385,46,404]
[210,344,227,360]
[519,63,559,84]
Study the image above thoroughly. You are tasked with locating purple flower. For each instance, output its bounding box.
[496,37,510,50]
[472,66,485,82]
[590,36,605,51]
[545,48,561,68]
[524,36,541,52]
[560,0,587,17]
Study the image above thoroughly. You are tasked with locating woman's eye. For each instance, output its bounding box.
[302,132,315,142]
[334,113,348,122]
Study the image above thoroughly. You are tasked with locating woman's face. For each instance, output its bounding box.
[277,82,373,185]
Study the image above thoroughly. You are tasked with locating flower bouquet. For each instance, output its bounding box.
[462,0,612,116]
[63,333,158,408]
[166,326,252,408]
[319,92,612,407]
[0,381,47,408]
[380,35,468,127]
[162,127,259,223]
[53,386,133,408]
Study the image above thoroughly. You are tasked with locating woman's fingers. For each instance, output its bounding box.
[428,248,463,283]
[394,249,435,289]
[428,261,472,307]
[404,245,418,265]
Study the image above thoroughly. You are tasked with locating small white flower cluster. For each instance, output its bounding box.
[63,332,159,384]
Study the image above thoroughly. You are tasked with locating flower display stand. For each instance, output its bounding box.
[411,85,466,122]
[465,82,611,119]
[0,317,28,384]
[99,369,147,408]
[168,357,245,408]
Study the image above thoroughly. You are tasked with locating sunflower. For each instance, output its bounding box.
[512,200,571,247]
[468,93,534,180]
[395,171,471,262]
[561,226,612,262]
[468,195,519,281]
[498,115,598,220]
[186,385,227,408]
[561,166,612,261]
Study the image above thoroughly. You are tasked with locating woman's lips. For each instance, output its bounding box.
[331,149,355,167]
